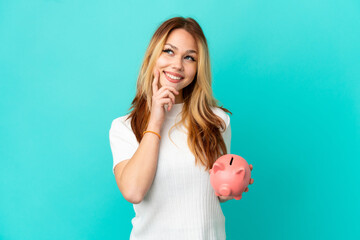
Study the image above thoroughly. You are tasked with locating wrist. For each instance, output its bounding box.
[147,123,161,133]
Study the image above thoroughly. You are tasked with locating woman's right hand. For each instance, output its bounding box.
[149,69,179,127]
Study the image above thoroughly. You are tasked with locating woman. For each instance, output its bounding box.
[109,16,254,240]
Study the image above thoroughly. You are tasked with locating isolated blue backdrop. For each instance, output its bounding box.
[0,0,359,239]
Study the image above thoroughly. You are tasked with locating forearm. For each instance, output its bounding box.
[120,123,161,201]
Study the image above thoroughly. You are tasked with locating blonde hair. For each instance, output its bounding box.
[126,16,232,171]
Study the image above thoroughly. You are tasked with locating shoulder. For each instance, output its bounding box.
[110,114,133,133]
[211,106,230,127]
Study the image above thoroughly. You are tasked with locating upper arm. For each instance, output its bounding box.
[224,114,231,154]
[114,159,130,181]
[212,107,232,154]
[109,117,138,175]
[109,117,140,203]
[114,158,141,203]
[114,159,130,195]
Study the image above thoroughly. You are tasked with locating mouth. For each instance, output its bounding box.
[163,71,184,83]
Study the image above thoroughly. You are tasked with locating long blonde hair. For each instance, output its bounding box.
[126,16,232,171]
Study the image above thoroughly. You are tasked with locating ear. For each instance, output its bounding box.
[212,162,225,174]
[233,167,245,179]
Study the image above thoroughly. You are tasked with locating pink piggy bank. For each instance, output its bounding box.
[209,154,251,200]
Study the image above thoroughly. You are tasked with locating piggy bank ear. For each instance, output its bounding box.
[212,162,225,174]
[233,167,245,179]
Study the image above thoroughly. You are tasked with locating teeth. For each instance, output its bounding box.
[165,72,182,80]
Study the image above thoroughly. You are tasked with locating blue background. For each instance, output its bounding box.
[1,0,359,239]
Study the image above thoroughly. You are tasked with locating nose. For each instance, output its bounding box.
[171,56,184,71]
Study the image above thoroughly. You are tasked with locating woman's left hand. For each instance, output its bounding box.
[218,164,254,202]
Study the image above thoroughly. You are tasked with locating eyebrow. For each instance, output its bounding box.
[165,43,197,54]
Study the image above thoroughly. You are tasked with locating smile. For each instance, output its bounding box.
[164,71,184,83]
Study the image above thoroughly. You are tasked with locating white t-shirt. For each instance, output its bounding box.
[109,102,231,240]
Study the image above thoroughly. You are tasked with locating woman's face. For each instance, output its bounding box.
[154,28,198,99]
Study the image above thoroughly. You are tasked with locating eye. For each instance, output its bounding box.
[162,48,196,62]
[185,55,196,62]
[162,48,174,54]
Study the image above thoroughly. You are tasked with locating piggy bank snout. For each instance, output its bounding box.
[219,185,231,196]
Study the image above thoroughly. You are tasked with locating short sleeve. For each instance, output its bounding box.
[212,107,232,155]
[223,114,231,154]
[109,116,139,175]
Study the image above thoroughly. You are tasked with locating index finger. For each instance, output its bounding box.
[249,164,253,171]
[152,69,159,94]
